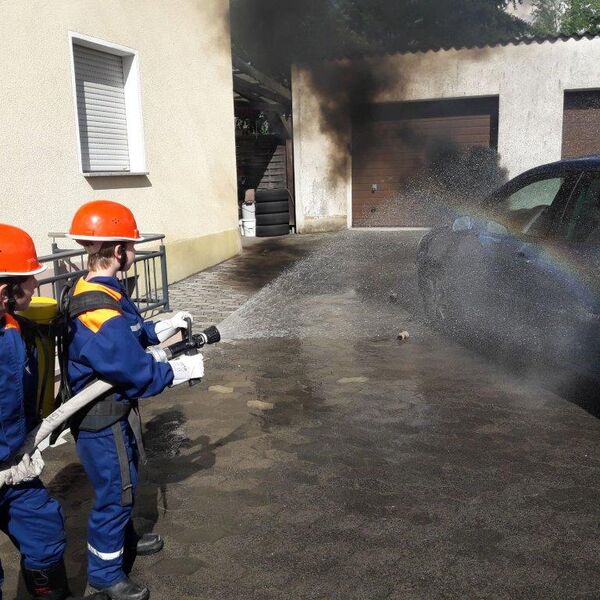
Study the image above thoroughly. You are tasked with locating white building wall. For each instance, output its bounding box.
[292,37,600,232]
[0,0,240,281]
[292,67,351,233]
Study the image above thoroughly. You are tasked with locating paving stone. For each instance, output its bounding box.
[247,400,275,411]
[337,376,369,384]
[208,385,234,394]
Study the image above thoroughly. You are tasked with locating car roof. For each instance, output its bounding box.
[524,155,600,177]
[485,155,600,205]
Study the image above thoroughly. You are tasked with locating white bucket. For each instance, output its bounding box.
[241,202,256,220]
[242,218,256,237]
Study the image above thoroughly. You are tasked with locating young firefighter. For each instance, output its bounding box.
[0,224,76,599]
[65,201,202,600]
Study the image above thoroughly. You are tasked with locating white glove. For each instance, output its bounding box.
[155,311,193,343]
[2,450,45,486]
[169,353,204,386]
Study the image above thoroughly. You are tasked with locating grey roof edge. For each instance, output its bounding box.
[312,31,600,64]
[406,31,600,55]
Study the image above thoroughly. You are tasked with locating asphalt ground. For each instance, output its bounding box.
[4,231,600,599]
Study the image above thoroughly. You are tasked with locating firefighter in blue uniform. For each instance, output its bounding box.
[65,201,203,600]
[0,224,73,599]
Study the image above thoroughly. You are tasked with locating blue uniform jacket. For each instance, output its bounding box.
[0,314,39,462]
[67,276,174,414]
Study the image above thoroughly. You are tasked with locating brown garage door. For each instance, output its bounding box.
[352,98,498,227]
[562,91,600,159]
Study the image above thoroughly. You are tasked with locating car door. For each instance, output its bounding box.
[549,173,600,376]
[451,172,581,349]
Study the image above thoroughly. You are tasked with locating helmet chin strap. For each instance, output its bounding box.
[118,245,128,272]
[6,296,16,314]
[4,281,23,314]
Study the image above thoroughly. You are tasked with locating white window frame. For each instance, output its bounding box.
[68,31,147,176]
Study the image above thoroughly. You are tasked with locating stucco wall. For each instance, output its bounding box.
[0,0,240,280]
[292,37,600,230]
[291,66,351,234]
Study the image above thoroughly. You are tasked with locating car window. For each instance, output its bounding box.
[558,176,600,243]
[495,177,565,237]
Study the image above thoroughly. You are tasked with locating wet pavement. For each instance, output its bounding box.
[168,236,316,327]
[5,231,600,599]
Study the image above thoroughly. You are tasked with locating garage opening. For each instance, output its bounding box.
[352,97,499,227]
[562,90,600,159]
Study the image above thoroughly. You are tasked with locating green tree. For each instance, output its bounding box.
[562,0,600,33]
[529,0,566,35]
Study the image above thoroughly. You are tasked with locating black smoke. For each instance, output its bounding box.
[230,1,528,82]
[231,0,527,205]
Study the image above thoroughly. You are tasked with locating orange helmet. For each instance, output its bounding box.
[0,224,46,277]
[67,200,143,243]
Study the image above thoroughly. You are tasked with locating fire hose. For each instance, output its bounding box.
[0,323,221,488]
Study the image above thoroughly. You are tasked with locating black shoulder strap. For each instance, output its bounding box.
[52,287,123,415]
[12,314,38,349]
[67,291,122,318]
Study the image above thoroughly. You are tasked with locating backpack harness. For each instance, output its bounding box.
[56,283,146,503]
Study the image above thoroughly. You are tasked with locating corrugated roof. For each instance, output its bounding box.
[394,30,600,56]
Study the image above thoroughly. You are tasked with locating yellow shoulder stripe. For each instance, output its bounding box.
[78,309,122,334]
[73,277,122,301]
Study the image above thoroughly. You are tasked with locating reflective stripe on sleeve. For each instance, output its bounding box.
[87,543,124,561]
[130,323,142,332]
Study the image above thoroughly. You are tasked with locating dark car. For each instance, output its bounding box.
[417,155,600,379]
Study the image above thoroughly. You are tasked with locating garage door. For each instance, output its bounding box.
[352,98,499,227]
[562,91,600,159]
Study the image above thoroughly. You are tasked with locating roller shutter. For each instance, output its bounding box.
[73,44,130,172]
[562,91,600,159]
[352,98,498,227]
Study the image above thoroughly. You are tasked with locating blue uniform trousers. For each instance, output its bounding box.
[75,420,138,589]
[0,479,66,595]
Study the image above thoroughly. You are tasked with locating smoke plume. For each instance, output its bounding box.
[231,0,527,216]
[306,59,402,182]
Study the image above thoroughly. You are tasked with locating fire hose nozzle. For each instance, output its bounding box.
[200,325,221,345]
[157,324,221,362]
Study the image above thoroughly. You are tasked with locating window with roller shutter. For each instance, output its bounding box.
[73,44,130,172]
[70,34,146,176]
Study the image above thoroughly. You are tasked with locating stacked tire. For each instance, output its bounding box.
[255,189,290,237]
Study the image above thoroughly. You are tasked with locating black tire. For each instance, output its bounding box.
[256,211,289,226]
[255,200,289,214]
[256,224,289,237]
[256,189,289,202]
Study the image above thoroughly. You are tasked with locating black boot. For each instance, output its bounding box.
[22,559,107,600]
[91,577,149,600]
[22,560,71,600]
[135,533,163,556]
[123,531,164,573]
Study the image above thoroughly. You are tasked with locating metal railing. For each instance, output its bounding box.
[36,233,170,316]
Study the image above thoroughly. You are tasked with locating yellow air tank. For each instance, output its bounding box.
[18,297,58,417]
